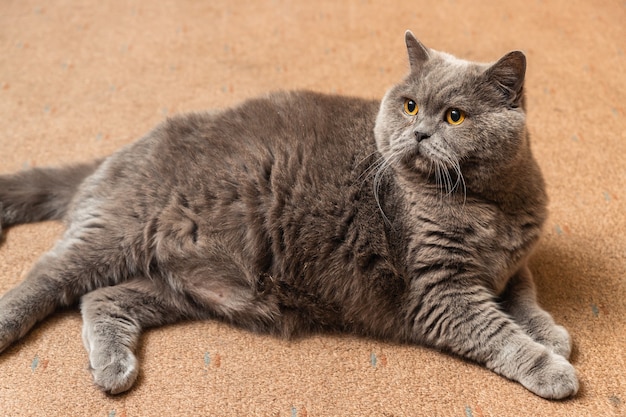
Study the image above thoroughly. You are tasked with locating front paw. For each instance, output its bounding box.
[0,331,14,353]
[524,315,573,360]
[88,346,138,394]
[0,311,23,353]
[0,201,4,242]
[519,352,578,400]
[542,325,572,359]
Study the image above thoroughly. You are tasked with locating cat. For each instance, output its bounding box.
[0,31,578,399]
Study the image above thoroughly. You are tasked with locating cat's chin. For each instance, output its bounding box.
[397,147,446,176]
[398,154,469,192]
[397,151,432,179]
[398,158,443,183]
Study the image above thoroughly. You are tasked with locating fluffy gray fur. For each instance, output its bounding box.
[0,31,577,399]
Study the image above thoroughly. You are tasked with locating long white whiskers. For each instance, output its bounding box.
[373,151,403,227]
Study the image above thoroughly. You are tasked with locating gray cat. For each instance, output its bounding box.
[0,31,578,399]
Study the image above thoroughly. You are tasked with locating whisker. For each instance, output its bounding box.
[445,161,455,196]
[438,152,467,205]
[355,149,381,169]
[452,158,467,206]
[439,160,453,198]
[355,151,384,182]
[435,161,444,200]
[373,150,402,228]
[355,154,386,192]
[443,155,457,195]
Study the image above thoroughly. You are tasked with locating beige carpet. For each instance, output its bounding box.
[1,0,624,416]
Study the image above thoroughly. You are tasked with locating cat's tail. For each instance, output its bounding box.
[0,160,103,240]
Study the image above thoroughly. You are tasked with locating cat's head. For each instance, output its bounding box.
[375,31,529,195]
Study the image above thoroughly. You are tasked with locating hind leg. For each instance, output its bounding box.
[499,265,572,359]
[0,226,127,352]
[81,279,189,394]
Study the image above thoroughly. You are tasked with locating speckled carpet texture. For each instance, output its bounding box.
[1,0,624,416]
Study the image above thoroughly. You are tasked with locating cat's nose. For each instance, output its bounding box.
[414,131,431,143]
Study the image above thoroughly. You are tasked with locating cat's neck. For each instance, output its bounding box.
[394,145,547,220]
[465,146,548,217]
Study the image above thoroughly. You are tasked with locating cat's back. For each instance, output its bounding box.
[71,91,387,271]
[135,91,378,183]
[80,91,381,204]
[168,90,380,159]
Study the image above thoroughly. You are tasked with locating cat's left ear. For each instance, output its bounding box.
[484,51,526,107]
[405,30,430,72]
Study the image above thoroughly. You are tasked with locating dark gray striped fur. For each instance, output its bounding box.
[0,32,577,399]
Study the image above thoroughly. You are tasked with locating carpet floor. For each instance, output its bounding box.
[0,0,624,416]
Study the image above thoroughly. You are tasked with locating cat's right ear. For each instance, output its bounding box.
[405,31,430,72]
[483,51,526,107]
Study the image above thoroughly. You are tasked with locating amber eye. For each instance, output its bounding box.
[446,108,466,125]
[404,99,419,116]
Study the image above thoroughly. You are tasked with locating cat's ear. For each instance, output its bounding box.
[405,30,430,72]
[484,51,526,106]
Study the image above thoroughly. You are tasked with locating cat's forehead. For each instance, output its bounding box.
[434,50,472,69]
[422,50,484,83]
[403,50,486,104]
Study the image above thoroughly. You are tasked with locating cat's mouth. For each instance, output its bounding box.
[397,142,470,195]
[399,143,421,165]
[414,142,479,172]
[405,141,452,170]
